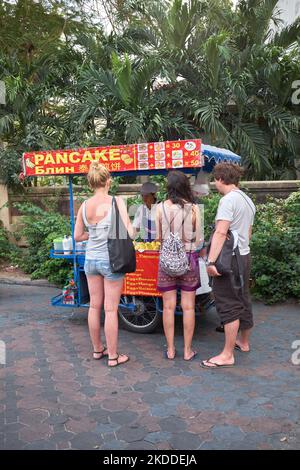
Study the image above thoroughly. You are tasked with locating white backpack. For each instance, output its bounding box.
[159,203,192,277]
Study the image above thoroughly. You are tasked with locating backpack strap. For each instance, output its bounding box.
[161,202,192,235]
[182,204,196,245]
[231,246,245,292]
[233,190,256,218]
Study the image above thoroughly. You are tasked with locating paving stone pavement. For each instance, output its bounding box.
[0,284,299,450]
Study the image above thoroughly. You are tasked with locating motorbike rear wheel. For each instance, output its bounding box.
[118,295,161,333]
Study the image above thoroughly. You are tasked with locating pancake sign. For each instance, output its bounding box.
[22,140,201,176]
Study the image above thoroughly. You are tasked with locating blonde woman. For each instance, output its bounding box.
[74,162,133,367]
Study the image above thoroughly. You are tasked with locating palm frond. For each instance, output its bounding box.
[114,109,146,143]
[131,59,160,107]
[232,122,272,177]
[111,52,133,106]
[203,33,231,90]
[192,100,230,144]
[271,17,300,48]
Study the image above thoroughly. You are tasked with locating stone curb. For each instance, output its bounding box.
[0,277,57,288]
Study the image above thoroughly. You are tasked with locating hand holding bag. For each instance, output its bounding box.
[206,228,245,290]
[108,197,136,274]
[206,229,235,275]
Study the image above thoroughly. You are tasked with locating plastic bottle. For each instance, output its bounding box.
[53,237,63,252]
[63,235,70,255]
[68,236,73,253]
[62,279,77,305]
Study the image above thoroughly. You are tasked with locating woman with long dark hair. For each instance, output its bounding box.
[156,171,202,361]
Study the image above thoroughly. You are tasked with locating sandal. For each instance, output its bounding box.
[164,349,176,360]
[234,344,250,353]
[184,351,198,362]
[200,358,234,369]
[93,347,108,360]
[215,325,225,333]
[108,354,130,368]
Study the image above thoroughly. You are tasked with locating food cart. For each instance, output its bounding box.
[22,139,241,333]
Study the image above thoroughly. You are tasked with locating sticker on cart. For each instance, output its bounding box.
[155,161,166,169]
[138,143,148,152]
[138,161,149,170]
[154,142,165,151]
[138,153,149,161]
[172,159,183,168]
[155,152,166,161]
[172,150,183,159]
[184,141,197,151]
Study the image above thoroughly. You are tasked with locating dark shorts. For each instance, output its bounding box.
[212,253,253,330]
[157,251,201,293]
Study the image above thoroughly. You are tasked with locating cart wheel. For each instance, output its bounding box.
[118,296,161,334]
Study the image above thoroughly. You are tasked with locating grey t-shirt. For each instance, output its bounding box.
[215,189,256,255]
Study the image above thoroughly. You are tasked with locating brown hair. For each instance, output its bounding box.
[87,161,110,189]
[213,163,244,186]
[167,170,196,207]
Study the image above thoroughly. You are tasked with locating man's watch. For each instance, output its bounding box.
[206,261,216,267]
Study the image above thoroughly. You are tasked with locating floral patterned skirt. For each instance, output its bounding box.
[157,251,201,293]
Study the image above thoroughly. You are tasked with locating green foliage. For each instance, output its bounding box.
[201,190,300,303]
[12,202,71,286]
[202,190,300,304]
[149,175,167,202]
[0,148,24,190]
[0,221,11,260]
[202,193,222,239]
[109,176,122,195]
[250,191,300,303]
[1,0,299,188]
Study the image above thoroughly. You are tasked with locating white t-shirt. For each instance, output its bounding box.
[215,189,256,255]
[133,204,157,241]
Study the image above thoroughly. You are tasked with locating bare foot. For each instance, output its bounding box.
[165,348,176,360]
[184,349,198,361]
[235,340,250,352]
[201,353,234,368]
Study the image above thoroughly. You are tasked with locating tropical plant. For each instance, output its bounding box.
[250,191,300,303]
[12,202,71,285]
[0,0,299,187]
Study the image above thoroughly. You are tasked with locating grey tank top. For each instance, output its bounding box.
[82,200,112,260]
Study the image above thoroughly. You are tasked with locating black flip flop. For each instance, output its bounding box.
[93,347,108,360]
[234,344,250,353]
[184,351,198,362]
[200,359,234,369]
[108,354,130,367]
[215,326,225,333]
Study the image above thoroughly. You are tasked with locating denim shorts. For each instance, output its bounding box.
[84,258,125,281]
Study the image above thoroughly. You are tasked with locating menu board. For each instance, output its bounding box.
[136,139,201,172]
[123,251,161,297]
[22,139,202,177]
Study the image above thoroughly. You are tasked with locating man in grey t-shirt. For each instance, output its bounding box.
[201,163,256,369]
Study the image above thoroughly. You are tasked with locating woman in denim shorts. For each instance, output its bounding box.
[74,162,133,367]
[156,171,202,361]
